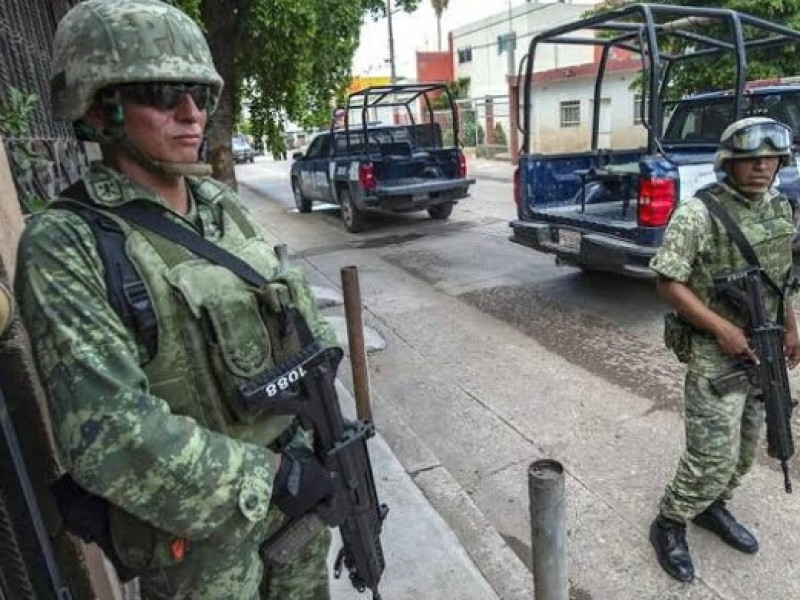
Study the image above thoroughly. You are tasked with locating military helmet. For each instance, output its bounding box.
[713,116,794,172]
[50,0,223,121]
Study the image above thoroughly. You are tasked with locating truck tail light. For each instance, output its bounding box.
[359,162,376,191]
[513,167,521,206]
[458,152,467,178]
[637,177,676,227]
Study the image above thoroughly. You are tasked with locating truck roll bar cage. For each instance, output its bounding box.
[520,3,800,154]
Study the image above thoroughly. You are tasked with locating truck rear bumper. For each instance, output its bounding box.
[509,220,656,279]
[364,178,475,213]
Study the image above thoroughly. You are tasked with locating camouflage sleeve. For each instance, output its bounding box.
[15,210,275,538]
[649,199,710,282]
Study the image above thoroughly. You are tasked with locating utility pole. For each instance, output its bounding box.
[506,0,516,78]
[387,0,397,84]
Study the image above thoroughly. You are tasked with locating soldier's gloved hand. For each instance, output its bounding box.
[272,445,333,519]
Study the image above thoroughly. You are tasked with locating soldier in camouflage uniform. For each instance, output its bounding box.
[14,1,336,598]
[649,116,800,582]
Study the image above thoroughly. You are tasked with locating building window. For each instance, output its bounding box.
[633,94,648,124]
[457,47,473,64]
[498,32,516,55]
[560,100,580,127]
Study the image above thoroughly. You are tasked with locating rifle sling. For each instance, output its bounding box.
[111,201,318,352]
[113,202,271,289]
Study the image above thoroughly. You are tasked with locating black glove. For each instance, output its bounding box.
[272,445,333,519]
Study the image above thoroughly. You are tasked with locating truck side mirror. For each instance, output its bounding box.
[292,151,304,160]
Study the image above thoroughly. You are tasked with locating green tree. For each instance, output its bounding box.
[586,1,800,99]
[432,0,449,51]
[171,0,420,185]
[430,76,470,110]
[493,122,506,147]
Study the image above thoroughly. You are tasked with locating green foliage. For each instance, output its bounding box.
[173,0,420,168]
[431,77,470,110]
[0,87,39,138]
[493,122,507,147]
[462,120,484,147]
[584,0,800,99]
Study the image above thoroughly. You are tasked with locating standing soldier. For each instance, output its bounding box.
[649,117,800,582]
[15,1,335,598]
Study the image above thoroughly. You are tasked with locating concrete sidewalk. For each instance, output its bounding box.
[324,320,525,599]
[327,380,501,600]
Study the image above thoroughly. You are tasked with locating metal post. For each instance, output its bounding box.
[528,459,567,600]
[340,266,372,422]
[273,244,289,270]
[0,282,13,337]
[387,0,397,85]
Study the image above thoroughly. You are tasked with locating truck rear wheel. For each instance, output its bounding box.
[428,203,453,220]
[292,179,312,213]
[340,189,367,233]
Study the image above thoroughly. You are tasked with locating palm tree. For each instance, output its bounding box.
[431,0,449,51]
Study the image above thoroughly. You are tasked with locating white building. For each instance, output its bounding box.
[450,0,647,154]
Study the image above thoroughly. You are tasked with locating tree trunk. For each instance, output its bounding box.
[201,0,241,188]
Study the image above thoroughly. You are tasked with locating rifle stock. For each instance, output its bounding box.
[240,345,388,599]
[715,268,795,493]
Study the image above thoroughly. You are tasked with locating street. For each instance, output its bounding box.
[235,156,800,600]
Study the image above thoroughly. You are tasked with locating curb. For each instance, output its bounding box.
[337,366,534,600]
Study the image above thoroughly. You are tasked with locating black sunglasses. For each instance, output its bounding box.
[118,83,217,114]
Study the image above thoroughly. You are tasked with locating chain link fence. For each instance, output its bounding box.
[0,0,88,214]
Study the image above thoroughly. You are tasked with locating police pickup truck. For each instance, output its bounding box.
[509,4,800,277]
[290,83,475,232]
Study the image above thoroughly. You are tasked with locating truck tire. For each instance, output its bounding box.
[427,203,453,220]
[292,179,312,213]
[339,189,367,233]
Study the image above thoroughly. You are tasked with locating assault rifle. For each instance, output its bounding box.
[238,342,388,600]
[714,267,795,493]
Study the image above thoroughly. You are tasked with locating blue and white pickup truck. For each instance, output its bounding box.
[509,4,800,277]
[290,83,475,233]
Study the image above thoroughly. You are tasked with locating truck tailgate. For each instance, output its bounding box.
[376,177,475,197]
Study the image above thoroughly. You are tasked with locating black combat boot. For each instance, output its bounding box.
[692,501,758,554]
[649,516,694,582]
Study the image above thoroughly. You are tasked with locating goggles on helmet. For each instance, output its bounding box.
[118,83,218,115]
[722,121,793,153]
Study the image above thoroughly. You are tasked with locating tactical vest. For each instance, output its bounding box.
[52,179,308,573]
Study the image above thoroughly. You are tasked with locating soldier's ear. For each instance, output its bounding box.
[81,103,108,131]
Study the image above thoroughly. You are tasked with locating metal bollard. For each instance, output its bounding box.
[529,459,567,600]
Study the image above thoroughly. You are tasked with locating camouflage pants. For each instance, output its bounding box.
[136,509,331,600]
[659,370,764,523]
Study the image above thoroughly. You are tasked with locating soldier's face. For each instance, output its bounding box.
[121,91,207,164]
[729,156,781,194]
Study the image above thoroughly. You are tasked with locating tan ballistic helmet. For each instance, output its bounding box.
[50,0,223,121]
[713,116,793,173]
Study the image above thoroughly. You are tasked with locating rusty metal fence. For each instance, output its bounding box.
[0,0,88,214]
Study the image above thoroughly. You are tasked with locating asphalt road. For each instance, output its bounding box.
[235,156,800,600]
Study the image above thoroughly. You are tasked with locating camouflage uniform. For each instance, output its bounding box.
[16,163,335,599]
[15,1,335,598]
[651,179,795,523]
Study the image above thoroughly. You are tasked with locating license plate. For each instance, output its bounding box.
[413,193,429,202]
[559,230,581,249]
